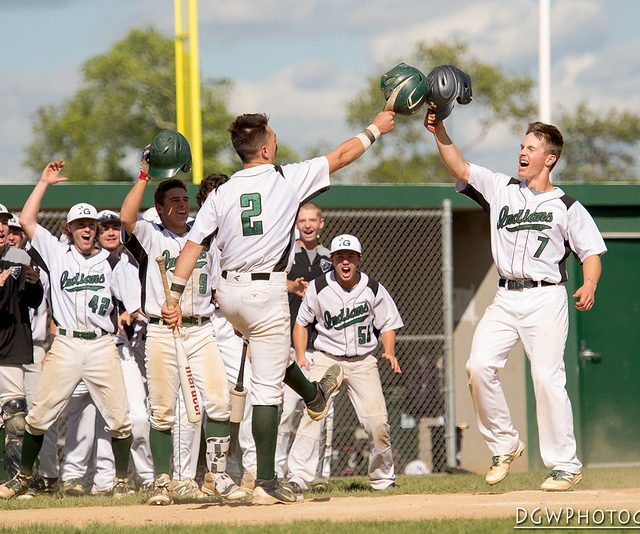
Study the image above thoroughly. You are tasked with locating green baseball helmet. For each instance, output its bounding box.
[148,130,192,179]
[380,63,428,115]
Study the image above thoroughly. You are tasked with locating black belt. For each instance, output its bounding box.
[149,316,210,326]
[221,271,271,281]
[499,278,557,290]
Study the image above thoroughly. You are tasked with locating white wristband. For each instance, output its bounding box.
[355,123,382,150]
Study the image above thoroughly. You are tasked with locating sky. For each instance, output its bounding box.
[1,0,639,183]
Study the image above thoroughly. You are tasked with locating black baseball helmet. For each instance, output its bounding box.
[148,130,192,179]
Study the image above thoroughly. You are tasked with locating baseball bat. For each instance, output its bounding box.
[155,256,202,424]
[229,338,248,456]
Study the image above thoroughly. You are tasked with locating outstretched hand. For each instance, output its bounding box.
[372,111,396,135]
[39,160,68,186]
[423,111,443,135]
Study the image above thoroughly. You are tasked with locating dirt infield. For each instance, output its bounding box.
[1,488,639,528]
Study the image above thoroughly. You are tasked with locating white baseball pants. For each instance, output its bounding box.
[466,285,582,473]
[287,352,395,490]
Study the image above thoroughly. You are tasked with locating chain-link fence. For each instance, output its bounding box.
[321,206,454,476]
[28,205,455,479]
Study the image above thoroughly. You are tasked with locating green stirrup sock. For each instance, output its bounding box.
[283,361,317,404]
[252,405,278,481]
[111,435,132,478]
[149,428,172,476]
[204,418,230,439]
[20,431,44,474]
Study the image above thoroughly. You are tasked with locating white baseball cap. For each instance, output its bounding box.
[67,203,98,224]
[330,234,362,255]
[0,203,9,217]
[7,213,21,229]
[97,209,120,224]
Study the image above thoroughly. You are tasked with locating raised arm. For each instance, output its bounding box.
[20,160,68,240]
[120,149,151,234]
[424,111,470,183]
[325,111,396,174]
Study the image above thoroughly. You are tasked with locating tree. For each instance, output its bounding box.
[24,28,239,181]
[341,40,536,183]
[557,104,640,182]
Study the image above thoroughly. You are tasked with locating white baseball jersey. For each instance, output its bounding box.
[28,225,138,332]
[296,271,403,357]
[458,164,607,283]
[124,218,219,317]
[188,159,330,272]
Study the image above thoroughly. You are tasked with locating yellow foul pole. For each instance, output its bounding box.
[174,0,203,184]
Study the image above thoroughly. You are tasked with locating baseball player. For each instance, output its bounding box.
[0,204,43,481]
[120,139,244,506]
[287,234,403,492]
[54,210,154,495]
[6,215,25,249]
[169,174,258,496]
[275,202,333,483]
[425,112,607,491]
[163,110,395,504]
[0,161,136,500]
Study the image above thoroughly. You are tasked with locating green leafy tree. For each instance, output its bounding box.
[24,28,238,181]
[342,40,536,183]
[557,104,640,182]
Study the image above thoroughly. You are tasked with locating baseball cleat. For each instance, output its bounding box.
[62,477,86,496]
[541,470,583,491]
[147,474,173,506]
[485,440,525,485]
[112,477,135,499]
[171,478,207,500]
[240,471,256,492]
[201,472,246,500]
[252,477,298,505]
[0,472,32,500]
[307,364,344,421]
[285,480,305,502]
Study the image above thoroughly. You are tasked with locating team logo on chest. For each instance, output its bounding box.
[497,206,553,232]
[324,302,369,330]
[60,271,105,292]
[162,249,208,270]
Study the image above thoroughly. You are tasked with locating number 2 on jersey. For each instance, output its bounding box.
[240,193,264,236]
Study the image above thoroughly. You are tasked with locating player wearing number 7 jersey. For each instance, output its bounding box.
[0,161,136,500]
[425,112,607,491]
[163,111,396,504]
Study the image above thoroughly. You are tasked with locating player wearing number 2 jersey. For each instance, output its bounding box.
[425,113,607,491]
[0,161,136,500]
[164,111,396,504]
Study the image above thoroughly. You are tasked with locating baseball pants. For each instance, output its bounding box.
[275,349,332,480]
[215,272,290,407]
[145,322,230,431]
[25,334,132,439]
[466,284,582,473]
[287,352,395,490]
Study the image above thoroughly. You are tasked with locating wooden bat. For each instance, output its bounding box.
[229,338,248,457]
[155,256,202,423]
